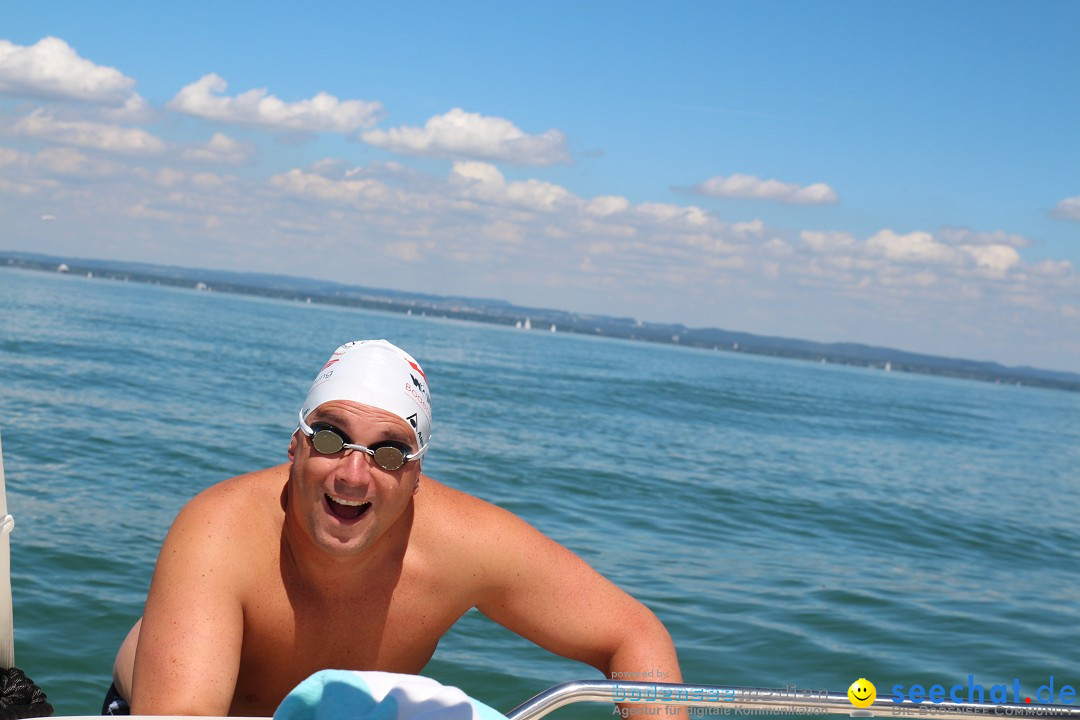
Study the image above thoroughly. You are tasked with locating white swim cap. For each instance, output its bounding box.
[300,340,432,451]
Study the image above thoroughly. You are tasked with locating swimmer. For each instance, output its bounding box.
[110,340,683,716]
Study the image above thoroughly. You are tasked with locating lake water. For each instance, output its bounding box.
[1,266,1078,716]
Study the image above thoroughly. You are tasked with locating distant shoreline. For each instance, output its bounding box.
[4,251,1077,394]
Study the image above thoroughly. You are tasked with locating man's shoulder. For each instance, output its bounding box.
[409,476,613,625]
[413,476,553,552]
[188,463,288,505]
[415,476,513,524]
[169,463,288,546]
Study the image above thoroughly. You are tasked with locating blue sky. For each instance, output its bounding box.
[2,1,1078,371]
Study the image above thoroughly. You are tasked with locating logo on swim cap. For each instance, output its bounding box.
[301,340,432,451]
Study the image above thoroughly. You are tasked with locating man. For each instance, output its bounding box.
[112,340,683,716]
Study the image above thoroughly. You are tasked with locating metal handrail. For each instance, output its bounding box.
[506,681,1080,720]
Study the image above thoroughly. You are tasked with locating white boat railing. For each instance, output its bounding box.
[506,681,1080,720]
[34,680,1080,720]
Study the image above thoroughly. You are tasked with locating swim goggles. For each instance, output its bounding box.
[296,409,427,471]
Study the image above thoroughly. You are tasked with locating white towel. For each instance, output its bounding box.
[274,670,509,720]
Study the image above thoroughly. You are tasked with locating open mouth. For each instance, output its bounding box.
[325,494,372,521]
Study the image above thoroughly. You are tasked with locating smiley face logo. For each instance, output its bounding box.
[848,678,877,708]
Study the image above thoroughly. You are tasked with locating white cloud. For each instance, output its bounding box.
[763,238,792,256]
[692,173,838,205]
[1051,195,1080,222]
[449,161,579,212]
[0,36,141,106]
[191,173,232,190]
[939,226,1031,248]
[587,195,630,217]
[0,177,37,195]
[386,241,422,262]
[0,142,124,178]
[155,168,186,187]
[1031,259,1074,279]
[960,244,1020,278]
[482,221,524,244]
[125,202,182,222]
[36,146,93,174]
[635,202,709,226]
[504,179,577,212]
[450,160,506,193]
[731,219,769,239]
[800,230,855,251]
[13,109,166,155]
[101,94,153,123]
[267,168,391,205]
[866,229,958,265]
[181,133,257,165]
[362,108,570,165]
[862,229,1020,279]
[0,146,24,167]
[261,161,743,283]
[167,73,382,133]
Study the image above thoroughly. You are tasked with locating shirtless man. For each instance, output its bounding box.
[112,340,682,716]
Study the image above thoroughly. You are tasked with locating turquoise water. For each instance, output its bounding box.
[1,267,1078,716]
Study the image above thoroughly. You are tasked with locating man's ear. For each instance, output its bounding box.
[288,430,300,461]
[413,475,421,495]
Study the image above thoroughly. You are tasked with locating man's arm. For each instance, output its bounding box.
[464,497,683,683]
[131,483,247,715]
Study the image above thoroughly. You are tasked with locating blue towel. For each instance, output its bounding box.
[274,670,510,720]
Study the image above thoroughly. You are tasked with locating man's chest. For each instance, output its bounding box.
[228,565,472,714]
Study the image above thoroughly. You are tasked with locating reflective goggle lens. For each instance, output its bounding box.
[372,446,406,471]
[311,428,347,454]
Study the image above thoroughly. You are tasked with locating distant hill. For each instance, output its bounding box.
[4,250,1078,393]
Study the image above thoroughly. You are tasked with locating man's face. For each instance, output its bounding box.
[286,400,421,557]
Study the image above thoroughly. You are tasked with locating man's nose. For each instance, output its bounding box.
[337,447,375,479]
